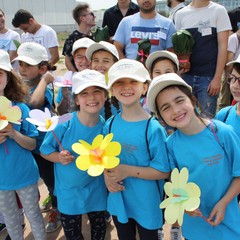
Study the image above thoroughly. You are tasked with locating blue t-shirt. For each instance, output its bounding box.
[27,85,54,154]
[0,102,39,190]
[166,120,240,240]
[103,113,170,229]
[40,111,107,215]
[215,104,240,138]
[113,12,176,59]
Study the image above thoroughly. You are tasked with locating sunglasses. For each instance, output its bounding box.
[81,12,95,18]
[227,74,240,85]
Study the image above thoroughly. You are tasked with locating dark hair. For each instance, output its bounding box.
[155,85,202,124]
[12,9,33,27]
[232,62,240,74]
[150,57,178,75]
[38,61,57,71]
[72,4,89,25]
[5,71,28,102]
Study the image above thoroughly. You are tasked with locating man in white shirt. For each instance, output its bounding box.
[167,0,185,24]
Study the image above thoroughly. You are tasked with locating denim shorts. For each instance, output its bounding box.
[183,74,218,118]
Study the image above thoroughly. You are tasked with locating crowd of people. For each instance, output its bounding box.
[0,0,240,240]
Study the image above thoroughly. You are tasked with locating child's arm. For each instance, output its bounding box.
[57,87,71,115]
[0,124,36,150]
[106,164,170,182]
[41,150,74,165]
[207,177,240,226]
[29,72,54,108]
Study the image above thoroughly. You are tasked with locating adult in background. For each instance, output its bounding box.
[0,9,20,61]
[174,0,231,118]
[12,9,59,67]
[167,0,185,24]
[113,0,176,59]
[62,3,96,72]
[102,0,139,42]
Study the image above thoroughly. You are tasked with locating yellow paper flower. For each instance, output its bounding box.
[160,167,201,226]
[72,133,121,176]
[0,96,22,130]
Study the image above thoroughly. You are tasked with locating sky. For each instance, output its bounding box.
[78,0,138,11]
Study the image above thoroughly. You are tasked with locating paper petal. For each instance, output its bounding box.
[184,197,200,211]
[164,203,179,224]
[76,155,91,170]
[0,120,8,131]
[92,134,104,149]
[58,113,72,124]
[104,142,121,156]
[4,106,22,124]
[103,156,120,169]
[0,96,11,112]
[72,142,90,155]
[100,133,113,150]
[87,164,104,176]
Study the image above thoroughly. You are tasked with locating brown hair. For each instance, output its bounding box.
[72,4,89,25]
[4,71,28,103]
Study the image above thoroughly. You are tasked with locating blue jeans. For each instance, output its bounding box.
[182,74,218,118]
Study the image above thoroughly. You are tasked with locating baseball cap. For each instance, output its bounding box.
[145,50,179,71]
[0,50,13,72]
[13,42,48,65]
[85,41,119,60]
[226,54,240,66]
[72,37,95,55]
[108,59,151,89]
[147,73,192,112]
[72,69,107,94]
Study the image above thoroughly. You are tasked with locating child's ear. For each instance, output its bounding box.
[142,82,149,95]
[38,64,47,75]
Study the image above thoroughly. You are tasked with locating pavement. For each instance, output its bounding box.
[0,179,179,240]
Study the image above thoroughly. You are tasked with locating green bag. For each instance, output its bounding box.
[93,26,110,42]
[136,38,151,66]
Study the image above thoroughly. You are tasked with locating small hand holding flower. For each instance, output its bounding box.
[58,150,75,165]
[160,167,201,226]
[72,133,121,177]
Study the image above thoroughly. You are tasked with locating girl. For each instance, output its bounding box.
[12,42,61,233]
[145,50,179,79]
[40,69,109,240]
[104,59,170,240]
[0,50,46,240]
[147,72,240,240]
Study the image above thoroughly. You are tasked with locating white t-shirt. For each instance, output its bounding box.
[0,29,21,52]
[228,33,240,60]
[21,25,59,60]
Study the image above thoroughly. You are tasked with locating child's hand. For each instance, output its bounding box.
[0,124,16,143]
[106,164,129,182]
[207,200,227,226]
[104,170,125,192]
[42,71,54,84]
[61,87,71,100]
[58,150,74,165]
[185,208,203,218]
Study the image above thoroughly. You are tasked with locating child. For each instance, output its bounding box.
[104,59,170,240]
[145,50,179,79]
[56,37,95,115]
[147,72,240,240]
[0,50,46,240]
[40,69,109,240]
[12,42,61,233]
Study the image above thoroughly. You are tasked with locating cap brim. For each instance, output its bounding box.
[147,79,192,112]
[12,56,40,65]
[145,51,179,71]
[108,74,147,89]
[73,82,108,94]
[0,64,12,72]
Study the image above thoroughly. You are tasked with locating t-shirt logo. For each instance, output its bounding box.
[130,26,166,45]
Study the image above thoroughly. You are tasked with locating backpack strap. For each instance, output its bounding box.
[223,106,233,122]
[145,116,153,160]
[108,115,116,133]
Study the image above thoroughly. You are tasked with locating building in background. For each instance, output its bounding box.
[2,0,239,33]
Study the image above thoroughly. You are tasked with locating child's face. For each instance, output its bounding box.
[151,59,176,79]
[0,69,8,96]
[91,50,115,75]
[19,61,40,81]
[156,87,196,131]
[111,78,148,107]
[230,69,240,102]
[75,86,107,115]
[73,48,91,71]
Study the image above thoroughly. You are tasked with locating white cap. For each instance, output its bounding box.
[72,37,95,55]
[147,73,192,112]
[108,59,151,89]
[145,50,179,71]
[0,50,12,72]
[72,69,107,94]
[13,42,48,65]
[226,54,240,66]
[86,41,119,60]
